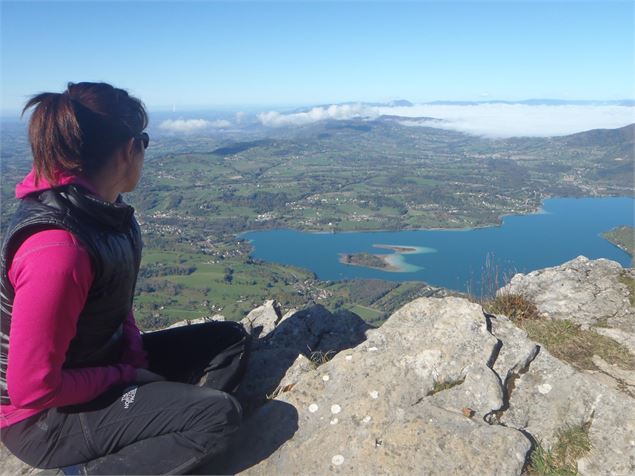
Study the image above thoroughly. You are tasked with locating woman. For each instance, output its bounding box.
[0,82,250,475]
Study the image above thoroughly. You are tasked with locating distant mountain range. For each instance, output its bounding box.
[563,123,634,148]
[421,99,635,106]
[290,99,635,113]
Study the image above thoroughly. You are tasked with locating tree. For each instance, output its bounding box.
[223,267,234,284]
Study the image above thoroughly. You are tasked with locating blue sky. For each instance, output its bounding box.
[1,1,633,113]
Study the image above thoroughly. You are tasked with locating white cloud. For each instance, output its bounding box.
[377,104,635,138]
[159,118,231,133]
[257,102,635,138]
[258,103,378,127]
[210,119,232,128]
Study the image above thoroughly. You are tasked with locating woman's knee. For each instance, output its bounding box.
[190,388,242,433]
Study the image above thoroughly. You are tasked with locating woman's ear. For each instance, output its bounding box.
[124,138,137,163]
[111,138,136,173]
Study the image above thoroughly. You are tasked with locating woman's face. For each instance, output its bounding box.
[122,138,145,193]
[131,141,145,189]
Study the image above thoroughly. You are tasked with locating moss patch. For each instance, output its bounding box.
[529,424,591,475]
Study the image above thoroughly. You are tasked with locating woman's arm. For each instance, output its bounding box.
[121,310,149,369]
[6,230,136,409]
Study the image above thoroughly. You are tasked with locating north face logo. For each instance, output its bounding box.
[121,387,138,409]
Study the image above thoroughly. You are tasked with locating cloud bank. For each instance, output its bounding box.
[258,103,635,138]
[382,104,635,138]
[258,104,377,127]
[159,118,231,133]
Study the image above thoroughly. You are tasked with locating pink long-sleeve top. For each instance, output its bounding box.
[0,169,148,428]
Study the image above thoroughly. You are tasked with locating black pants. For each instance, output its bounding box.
[1,321,250,475]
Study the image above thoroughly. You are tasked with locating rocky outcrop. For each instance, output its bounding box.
[3,256,634,475]
[166,314,225,328]
[499,255,635,398]
[213,298,532,475]
[235,303,372,412]
[493,324,635,475]
[207,291,634,476]
[240,300,282,338]
[499,256,635,332]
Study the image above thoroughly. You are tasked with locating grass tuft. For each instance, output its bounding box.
[427,377,466,396]
[485,292,541,323]
[308,349,336,370]
[529,424,591,475]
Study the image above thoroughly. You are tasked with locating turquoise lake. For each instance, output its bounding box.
[242,198,635,296]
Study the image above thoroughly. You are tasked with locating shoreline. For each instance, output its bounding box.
[236,195,560,238]
[238,196,634,240]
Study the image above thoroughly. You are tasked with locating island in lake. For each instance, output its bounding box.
[339,244,431,272]
[339,252,400,271]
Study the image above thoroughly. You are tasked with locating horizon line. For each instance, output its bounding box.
[2,97,635,119]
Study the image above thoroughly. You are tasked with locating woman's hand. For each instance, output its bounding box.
[135,369,166,383]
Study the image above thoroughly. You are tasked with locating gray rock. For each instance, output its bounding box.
[428,363,504,417]
[221,297,532,475]
[498,348,598,448]
[498,347,635,474]
[165,314,225,328]
[264,305,369,357]
[278,354,314,390]
[594,327,635,355]
[220,292,635,475]
[499,256,635,332]
[592,355,635,389]
[0,445,34,476]
[235,304,371,413]
[488,313,540,389]
[279,308,297,324]
[577,387,635,476]
[240,300,282,338]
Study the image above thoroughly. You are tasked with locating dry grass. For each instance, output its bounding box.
[523,320,635,371]
[308,349,336,370]
[485,292,541,324]
[484,293,634,372]
[467,251,518,300]
[266,383,295,400]
[529,424,591,475]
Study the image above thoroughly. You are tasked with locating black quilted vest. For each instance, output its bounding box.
[0,184,142,405]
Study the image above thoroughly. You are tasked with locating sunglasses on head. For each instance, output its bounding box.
[134,131,150,149]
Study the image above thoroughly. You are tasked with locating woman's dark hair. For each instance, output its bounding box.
[22,82,148,183]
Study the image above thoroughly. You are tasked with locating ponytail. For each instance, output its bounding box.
[22,82,148,184]
[22,92,83,183]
